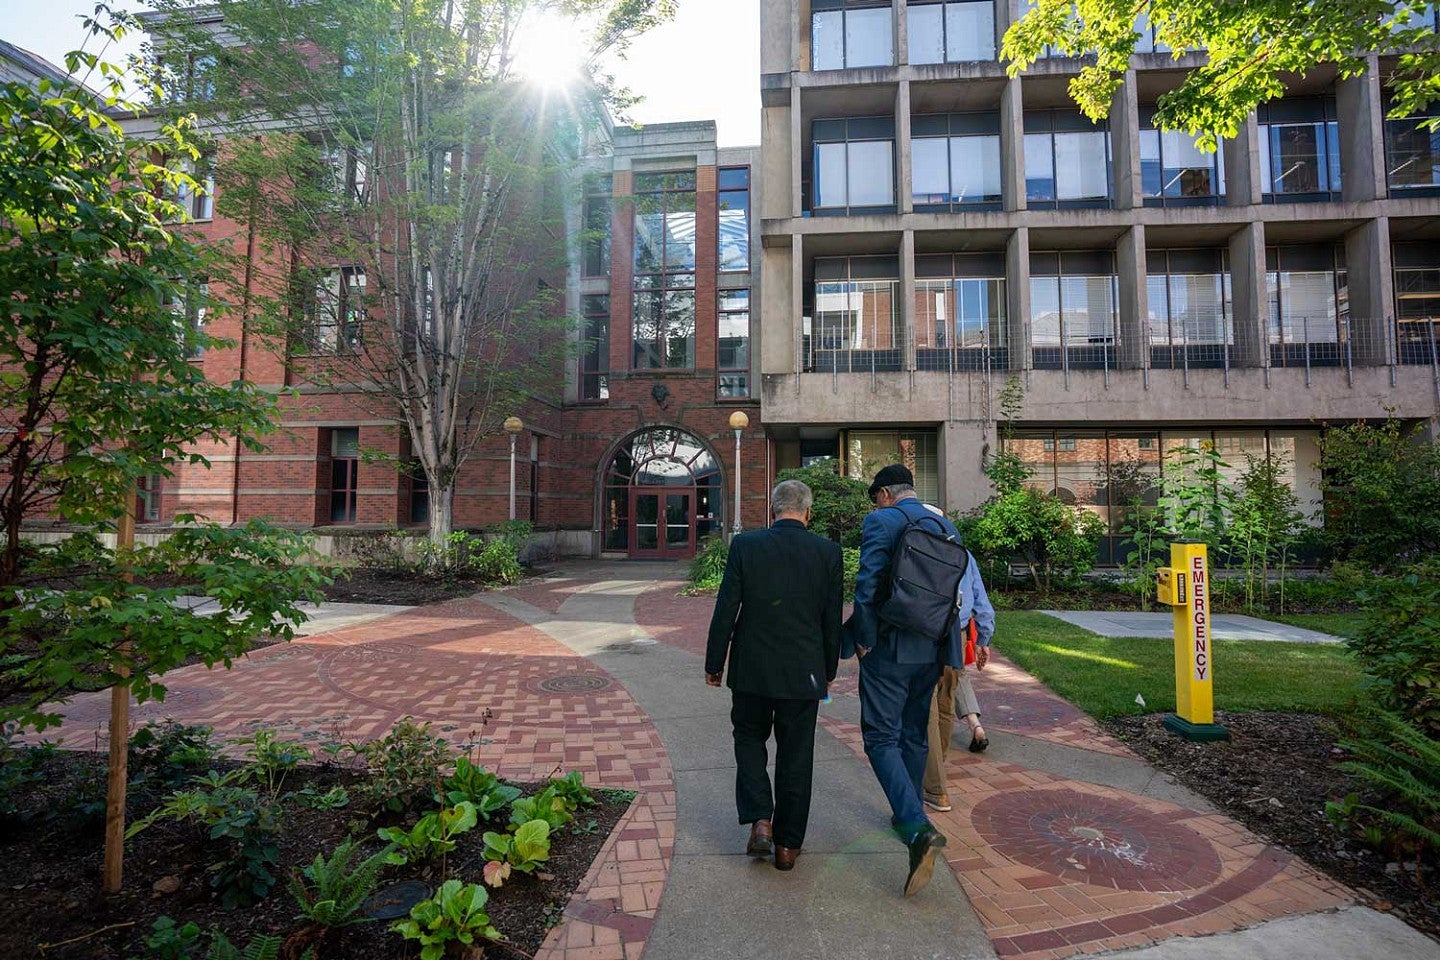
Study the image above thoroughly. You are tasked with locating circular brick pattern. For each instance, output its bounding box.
[972,788,1223,892]
[983,688,1085,732]
[526,672,615,695]
[63,684,220,725]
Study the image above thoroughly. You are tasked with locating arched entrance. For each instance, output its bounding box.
[601,427,723,559]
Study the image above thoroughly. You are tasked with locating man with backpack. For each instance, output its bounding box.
[843,464,995,896]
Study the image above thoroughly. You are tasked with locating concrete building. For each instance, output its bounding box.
[757,0,1440,556]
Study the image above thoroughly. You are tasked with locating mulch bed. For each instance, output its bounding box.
[1106,711,1439,937]
[319,567,559,606]
[0,751,629,959]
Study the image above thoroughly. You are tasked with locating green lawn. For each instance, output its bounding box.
[1253,612,1368,639]
[995,611,1363,719]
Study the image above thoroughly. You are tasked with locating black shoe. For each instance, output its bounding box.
[904,826,947,897]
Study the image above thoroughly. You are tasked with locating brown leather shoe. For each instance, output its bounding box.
[746,819,774,859]
[774,845,800,871]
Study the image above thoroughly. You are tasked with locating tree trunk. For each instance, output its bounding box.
[428,481,455,556]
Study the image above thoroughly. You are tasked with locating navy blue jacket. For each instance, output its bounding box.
[844,498,995,667]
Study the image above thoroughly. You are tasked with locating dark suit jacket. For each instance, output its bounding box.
[704,519,844,700]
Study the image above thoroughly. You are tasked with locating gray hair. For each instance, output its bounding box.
[881,483,915,499]
[771,479,813,516]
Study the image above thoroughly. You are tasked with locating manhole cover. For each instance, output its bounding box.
[528,673,615,695]
[364,880,431,920]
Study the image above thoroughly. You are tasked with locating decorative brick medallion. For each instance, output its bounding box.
[972,788,1223,892]
[527,672,616,695]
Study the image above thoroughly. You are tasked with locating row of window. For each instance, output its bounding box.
[800,246,1440,373]
[809,1,1438,70]
[808,102,1440,213]
[581,167,751,278]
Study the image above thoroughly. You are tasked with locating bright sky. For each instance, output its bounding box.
[2,0,762,146]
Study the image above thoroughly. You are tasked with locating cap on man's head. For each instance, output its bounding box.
[868,464,915,498]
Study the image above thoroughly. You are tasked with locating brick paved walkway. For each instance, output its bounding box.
[40,566,1369,960]
[632,576,1355,960]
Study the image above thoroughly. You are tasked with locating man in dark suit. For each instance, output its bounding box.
[844,463,991,896]
[705,478,843,872]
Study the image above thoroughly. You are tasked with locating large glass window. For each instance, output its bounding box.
[582,175,612,277]
[329,427,359,524]
[603,428,723,551]
[1384,107,1440,191]
[580,294,610,401]
[1146,250,1233,369]
[1140,115,1224,205]
[845,430,940,504]
[914,253,1008,372]
[165,276,209,360]
[908,1,996,63]
[912,113,1002,208]
[1029,251,1117,370]
[633,172,697,369]
[1025,111,1111,206]
[718,289,751,398]
[302,267,364,355]
[718,167,750,272]
[812,2,895,70]
[813,117,897,212]
[1266,245,1346,367]
[1392,242,1440,364]
[1258,99,1341,199]
[807,256,902,373]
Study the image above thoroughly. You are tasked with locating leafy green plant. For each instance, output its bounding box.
[1326,710,1440,877]
[1227,453,1304,611]
[688,536,729,591]
[1348,561,1440,736]
[547,771,596,812]
[1117,496,1167,610]
[203,932,286,960]
[1319,416,1440,570]
[127,772,281,908]
[0,729,54,825]
[472,534,524,585]
[237,729,311,801]
[349,718,452,814]
[392,879,501,960]
[129,721,221,791]
[378,802,479,867]
[288,837,390,929]
[293,785,351,810]
[441,757,521,818]
[774,462,873,547]
[509,786,572,831]
[128,916,202,960]
[481,818,553,887]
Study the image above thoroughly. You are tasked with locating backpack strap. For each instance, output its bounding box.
[883,502,953,539]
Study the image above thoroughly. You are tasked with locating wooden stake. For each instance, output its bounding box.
[102,487,136,894]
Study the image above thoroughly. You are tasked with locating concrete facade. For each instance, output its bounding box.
[758,0,1440,522]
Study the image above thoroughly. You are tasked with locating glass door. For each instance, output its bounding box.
[629,488,696,558]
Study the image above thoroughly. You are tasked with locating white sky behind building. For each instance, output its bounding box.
[2,0,763,146]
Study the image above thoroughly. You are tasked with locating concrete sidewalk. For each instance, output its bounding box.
[1041,610,1345,643]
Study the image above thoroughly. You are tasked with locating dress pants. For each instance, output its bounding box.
[923,666,982,799]
[857,650,942,843]
[731,691,820,850]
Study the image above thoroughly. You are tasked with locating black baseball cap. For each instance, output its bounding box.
[868,464,914,499]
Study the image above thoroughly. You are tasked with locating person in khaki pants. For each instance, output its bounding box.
[923,622,993,813]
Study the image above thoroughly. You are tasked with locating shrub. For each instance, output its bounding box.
[1319,416,1440,569]
[965,485,1104,594]
[128,771,282,909]
[842,547,860,602]
[1326,710,1440,873]
[236,729,311,802]
[129,721,220,792]
[689,535,728,590]
[349,718,452,814]
[1348,561,1440,736]
[440,756,521,818]
[392,879,501,960]
[548,771,597,812]
[0,729,54,825]
[775,463,872,547]
[288,837,390,929]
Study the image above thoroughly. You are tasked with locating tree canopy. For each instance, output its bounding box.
[1003,0,1440,147]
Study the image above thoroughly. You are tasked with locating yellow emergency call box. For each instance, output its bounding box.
[1154,541,1229,742]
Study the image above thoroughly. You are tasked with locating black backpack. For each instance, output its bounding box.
[877,506,970,644]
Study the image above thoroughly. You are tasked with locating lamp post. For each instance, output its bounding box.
[728,410,749,536]
[504,416,524,521]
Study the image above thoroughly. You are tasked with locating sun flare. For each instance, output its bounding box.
[510,8,591,91]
